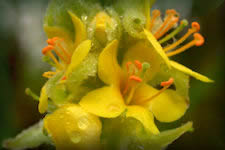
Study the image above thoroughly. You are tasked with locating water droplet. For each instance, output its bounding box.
[78,117,89,130]
[70,131,81,144]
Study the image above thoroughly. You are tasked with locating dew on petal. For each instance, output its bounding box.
[78,116,89,130]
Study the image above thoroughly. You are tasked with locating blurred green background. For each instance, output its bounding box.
[0,0,224,149]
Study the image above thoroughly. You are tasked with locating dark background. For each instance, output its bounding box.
[0,0,224,149]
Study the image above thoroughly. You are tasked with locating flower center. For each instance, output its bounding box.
[148,9,205,57]
[122,60,150,105]
[122,60,174,105]
[42,37,71,78]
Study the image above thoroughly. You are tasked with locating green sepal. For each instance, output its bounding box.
[141,122,193,150]
[45,72,70,105]
[102,117,193,150]
[149,64,190,101]
[113,0,147,39]
[3,120,51,150]
[44,0,102,40]
[65,52,103,102]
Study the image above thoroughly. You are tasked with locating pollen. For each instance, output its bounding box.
[161,78,174,86]
[129,75,142,83]
[42,45,54,55]
[134,60,142,70]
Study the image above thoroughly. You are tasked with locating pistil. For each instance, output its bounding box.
[159,19,188,44]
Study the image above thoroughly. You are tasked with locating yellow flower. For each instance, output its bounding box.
[144,8,214,83]
[44,104,102,150]
[79,39,189,135]
[39,11,92,114]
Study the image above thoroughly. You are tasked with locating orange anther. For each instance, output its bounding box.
[192,22,200,31]
[42,45,54,54]
[194,33,205,46]
[129,75,142,83]
[134,60,142,70]
[160,78,174,86]
[62,76,67,80]
[52,37,62,42]
[152,9,161,16]
[126,61,132,71]
[47,39,55,45]
[166,9,177,15]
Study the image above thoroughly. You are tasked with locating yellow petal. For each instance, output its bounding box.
[149,89,188,122]
[44,104,102,150]
[122,41,160,81]
[126,105,159,135]
[170,60,214,83]
[98,40,123,86]
[133,84,188,122]
[38,85,48,114]
[80,86,126,118]
[144,29,171,68]
[68,11,87,49]
[65,40,92,77]
[44,25,74,51]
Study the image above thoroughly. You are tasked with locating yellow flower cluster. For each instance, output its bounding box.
[38,0,213,149]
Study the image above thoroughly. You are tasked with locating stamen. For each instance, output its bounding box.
[134,60,142,70]
[126,61,132,72]
[42,71,56,78]
[167,33,204,57]
[42,46,62,69]
[125,75,142,105]
[154,9,178,39]
[62,76,67,80]
[48,37,71,64]
[135,78,174,105]
[159,19,188,44]
[155,16,179,39]
[42,45,54,55]
[129,75,142,83]
[149,9,161,31]
[161,78,174,86]
[164,22,201,52]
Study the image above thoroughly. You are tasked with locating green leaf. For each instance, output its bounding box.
[3,120,51,150]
